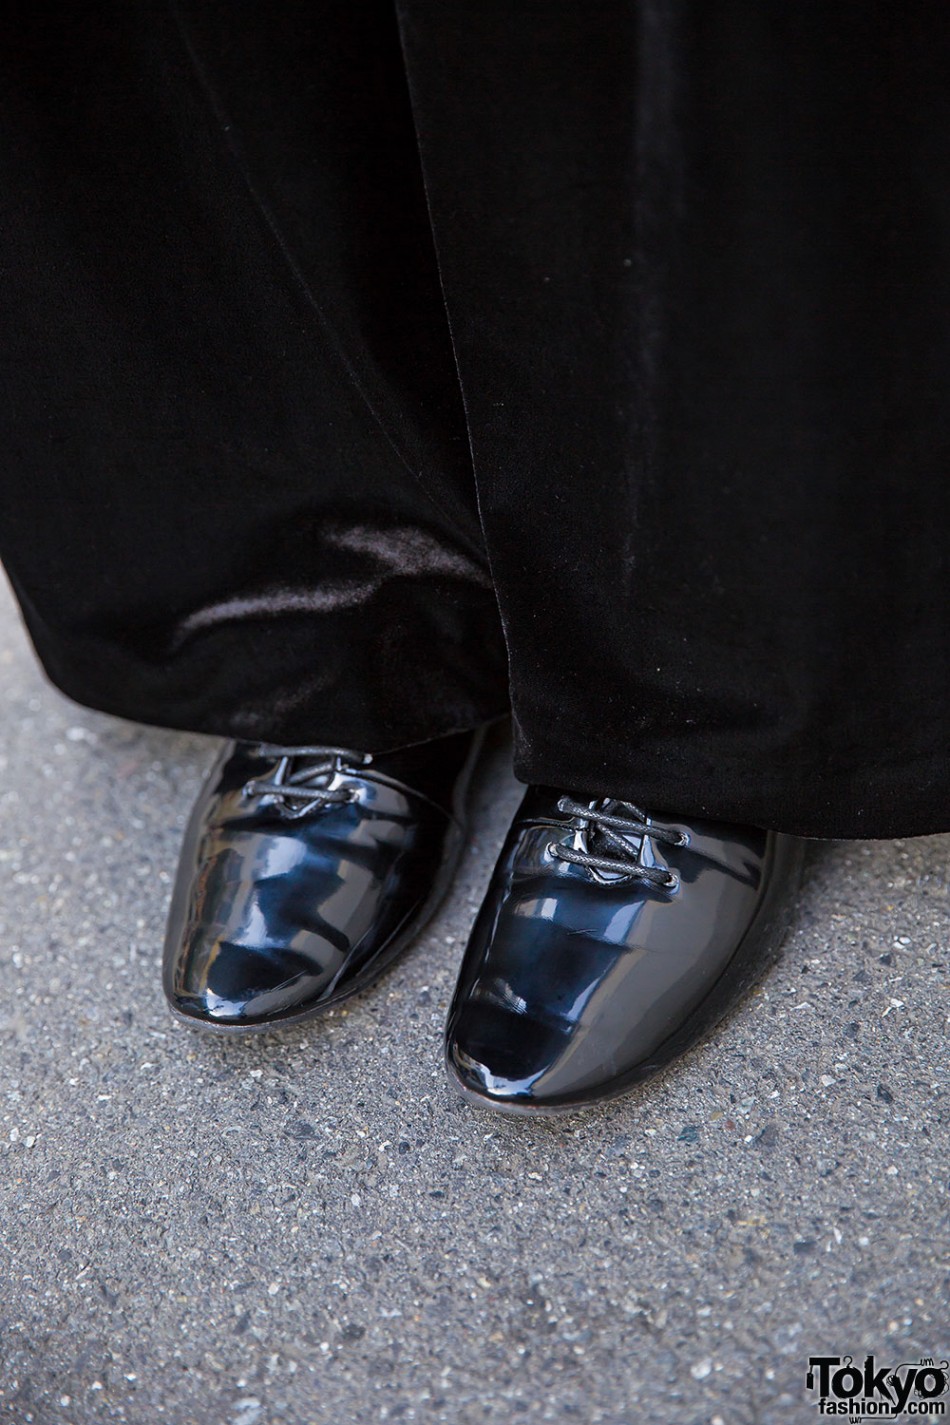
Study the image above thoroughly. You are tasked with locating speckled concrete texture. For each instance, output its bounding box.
[0,575,947,1425]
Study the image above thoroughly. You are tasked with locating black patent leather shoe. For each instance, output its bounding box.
[445,787,804,1114]
[163,729,484,1031]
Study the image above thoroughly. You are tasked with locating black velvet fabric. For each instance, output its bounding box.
[1,3,949,838]
[0,1,509,752]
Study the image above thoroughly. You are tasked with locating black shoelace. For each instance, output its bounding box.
[547,796,687,889]
[243,746,372,820]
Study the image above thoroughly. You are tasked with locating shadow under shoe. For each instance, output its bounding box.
[445,785,805,1113]
[164,731,482,1031]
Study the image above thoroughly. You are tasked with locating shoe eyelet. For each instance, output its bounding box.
[663,871,680,891]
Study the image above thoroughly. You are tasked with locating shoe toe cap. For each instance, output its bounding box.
[165,935,334,1029]
[445,997,582,1112]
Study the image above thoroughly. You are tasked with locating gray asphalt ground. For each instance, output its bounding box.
[0,573,947,1425]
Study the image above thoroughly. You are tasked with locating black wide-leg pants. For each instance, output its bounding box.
[2,3,949,839]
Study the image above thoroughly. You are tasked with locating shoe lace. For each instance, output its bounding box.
[547,796,687,890]
[242,746,373,820]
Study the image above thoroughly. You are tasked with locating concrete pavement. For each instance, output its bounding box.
[0,575,947,1424]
